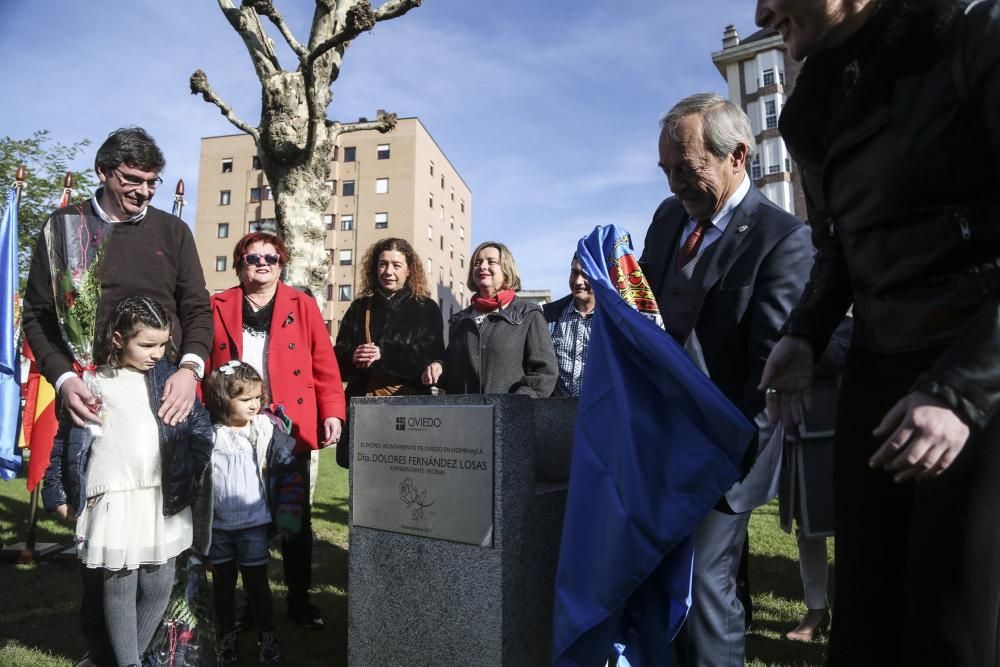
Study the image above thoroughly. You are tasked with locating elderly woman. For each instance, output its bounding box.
[422,241,557,397]
[334,238,445,465]
[756,0,1000,663]
[205,231,345,631]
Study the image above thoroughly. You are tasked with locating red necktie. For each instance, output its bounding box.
[677,221,709,271]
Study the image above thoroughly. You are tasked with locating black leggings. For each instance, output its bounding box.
[827,356,1000,666]
[212,561,274,633]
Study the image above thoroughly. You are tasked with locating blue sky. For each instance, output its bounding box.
[1,1,759,296]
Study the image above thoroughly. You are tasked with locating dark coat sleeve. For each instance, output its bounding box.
[511,309,559,398]
[378,298,445,382]
[334,298,367,384]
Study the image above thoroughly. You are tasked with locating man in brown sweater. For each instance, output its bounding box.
[22,126,211,428]
[21,126,212,667]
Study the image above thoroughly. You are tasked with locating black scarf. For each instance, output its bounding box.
[242,292,275,334]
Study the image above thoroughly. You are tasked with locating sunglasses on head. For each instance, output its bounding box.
[244,253,280,267]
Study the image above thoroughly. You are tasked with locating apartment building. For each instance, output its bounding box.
[711,26,806,218]
[193,117,473,338]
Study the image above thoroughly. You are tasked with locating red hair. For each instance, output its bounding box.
[232,232,289,272]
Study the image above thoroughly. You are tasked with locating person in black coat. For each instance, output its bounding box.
[335,238,445,465]
[757,0,1000,663]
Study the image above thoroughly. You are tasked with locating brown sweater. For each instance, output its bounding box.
[22,198,212,384]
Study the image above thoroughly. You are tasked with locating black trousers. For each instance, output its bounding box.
[827,350,1000,666]
[281,451,314,607]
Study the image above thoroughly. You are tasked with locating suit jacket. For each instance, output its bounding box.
[206,283,346,454]
[640,186,813,513]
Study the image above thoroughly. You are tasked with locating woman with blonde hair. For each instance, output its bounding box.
[423,241,557,396]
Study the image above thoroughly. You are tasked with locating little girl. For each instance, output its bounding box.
[42,296,213,667]
[203,360,304,664]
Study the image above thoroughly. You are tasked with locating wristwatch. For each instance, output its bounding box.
[179,361,203,381]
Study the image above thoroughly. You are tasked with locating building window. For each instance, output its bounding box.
[449,244,454,258]
[765,100,778,130]
[375,212,389,229]
[460,200,465,213]
[344,146,357,162]
[440,236,444,250]
[428,225,433,240]
[325,285,333,301]
[252,155,261,170]
[339,249,352,265]
[217,223,229,238]
[341,214,353,231]
[323,214,334,230]
[375,178,389,194]
[250,218,277,233]
[450,215,454,230]
[762,68,775,87]
[325,179,336,193]
[785,158,792,172]
[459,226,465,239]
[342,180,355,197]
[221,158,233,173]
[250,187,261,202]
[450,187,455,201]
[429,161,434,176]
[768,163,781,174]
[263,186,272,201]
[339,285,352,301]
[460,254,464,268]
[377,144,390,160]
[331,146,339,161]
[779,70,786,86]
[440,176,445,190]
[440,205,444,221]
[427,258,433,274]
[215,256,227,272]
[219,190,231,206]
[751,155,762,180]
[428,193,434,209]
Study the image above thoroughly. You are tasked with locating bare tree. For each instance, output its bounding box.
[191,0,421,295]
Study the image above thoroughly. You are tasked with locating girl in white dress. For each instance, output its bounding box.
[46,296,213,667]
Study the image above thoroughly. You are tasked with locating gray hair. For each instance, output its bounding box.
[659,93,755,161]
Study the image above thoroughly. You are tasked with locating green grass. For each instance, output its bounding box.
[1,453,828,666]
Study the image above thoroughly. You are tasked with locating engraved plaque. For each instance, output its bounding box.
[352,405,495,547]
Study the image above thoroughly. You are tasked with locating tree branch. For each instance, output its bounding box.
[329,112,399,136]
[190,70,261,141]
[305,0,421,70]
[248,0,309,61]
[218,0,280,76]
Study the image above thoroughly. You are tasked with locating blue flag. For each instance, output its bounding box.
[0,184,23,481]
[551,225,754,666]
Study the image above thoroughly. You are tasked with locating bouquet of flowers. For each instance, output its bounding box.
[44,206,112,421]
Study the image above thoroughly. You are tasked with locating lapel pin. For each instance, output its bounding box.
[737,224,749,233]
[284,313,295,326]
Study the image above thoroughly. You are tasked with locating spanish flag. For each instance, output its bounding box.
[22,341,57,492]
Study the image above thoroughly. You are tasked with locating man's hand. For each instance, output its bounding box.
[159,368,198,426]
[59,376,102,427]
[321,417,343,448]
[422,361,443,386]
[54,503,77,525]
[759,335,815,432]
[869,391,970,482]
[352,343,381,368]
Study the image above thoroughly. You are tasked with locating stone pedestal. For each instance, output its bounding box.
[347,395,577,667]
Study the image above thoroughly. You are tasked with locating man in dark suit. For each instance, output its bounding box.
[639,93,813,667]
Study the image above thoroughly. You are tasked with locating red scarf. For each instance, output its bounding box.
[472,289,516,313]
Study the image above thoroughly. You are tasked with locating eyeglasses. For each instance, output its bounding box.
[244,253,280,267]
[113,168,163,190]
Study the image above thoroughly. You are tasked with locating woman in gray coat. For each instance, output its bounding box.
[422,241,557,396]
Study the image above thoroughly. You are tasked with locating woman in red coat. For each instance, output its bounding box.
[206,231,345,631]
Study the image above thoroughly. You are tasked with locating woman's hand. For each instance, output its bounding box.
[422,361,443,386]
[321,417,343,448]
[54,504,77,525]
[759,335,815,432]
[869,391,970,482]
[352,343,381,368]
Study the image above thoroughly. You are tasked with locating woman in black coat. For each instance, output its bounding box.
[335,239,445,467]
[756,0,1000,664]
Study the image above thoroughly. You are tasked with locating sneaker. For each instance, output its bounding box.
[258,631,280,664]
[218,628,241,664]
[287,601,324,630]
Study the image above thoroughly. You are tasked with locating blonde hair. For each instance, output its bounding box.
[467,241,521,292]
